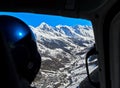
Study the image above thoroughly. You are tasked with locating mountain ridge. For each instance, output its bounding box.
[30,22,94,39]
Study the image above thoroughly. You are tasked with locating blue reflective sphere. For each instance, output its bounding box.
[10,25,29,43]
[0,15,35,45]
[0,15,41,84]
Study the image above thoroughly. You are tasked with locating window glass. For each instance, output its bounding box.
[0,12,97,88]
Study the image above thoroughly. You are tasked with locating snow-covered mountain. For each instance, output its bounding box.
[30,22,96,88]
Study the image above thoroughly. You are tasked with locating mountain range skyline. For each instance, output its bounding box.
[30,22,94,39]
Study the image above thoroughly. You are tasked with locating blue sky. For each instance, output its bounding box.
[0,12,92,27]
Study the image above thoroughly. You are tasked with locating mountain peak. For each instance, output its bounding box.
[41,22,48,25]
[39,22,50,28]
[37,22,49,28]
[36,22,56,33]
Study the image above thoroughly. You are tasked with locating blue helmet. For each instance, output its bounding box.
[0,15,41,84]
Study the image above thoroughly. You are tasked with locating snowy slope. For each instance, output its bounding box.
[30,22,96,88]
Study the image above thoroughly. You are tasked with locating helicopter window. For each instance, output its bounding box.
[0,12,97,88]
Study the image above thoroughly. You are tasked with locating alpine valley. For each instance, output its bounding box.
[30,22,97,88]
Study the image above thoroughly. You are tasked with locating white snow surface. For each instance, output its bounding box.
[30,22,97,88]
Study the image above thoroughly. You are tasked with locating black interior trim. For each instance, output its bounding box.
[103,1,120,88]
